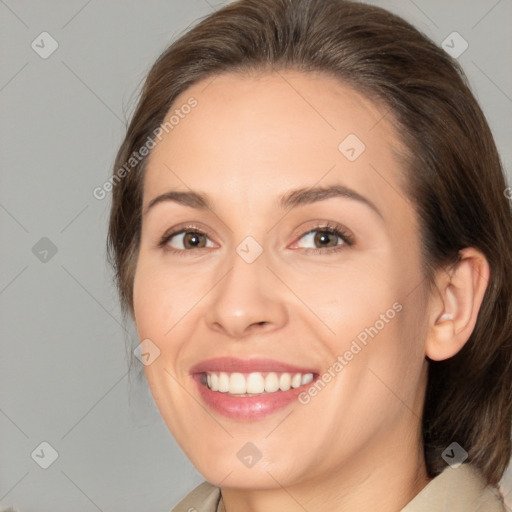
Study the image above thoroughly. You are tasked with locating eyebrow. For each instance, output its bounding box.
[143,184,383,219]
[280,185,383,219]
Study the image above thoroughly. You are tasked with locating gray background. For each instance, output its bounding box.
[1,0,511,511]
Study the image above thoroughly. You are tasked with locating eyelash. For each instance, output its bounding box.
[157,221,355,256]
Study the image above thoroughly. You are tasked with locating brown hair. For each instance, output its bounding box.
[106,0,512,485]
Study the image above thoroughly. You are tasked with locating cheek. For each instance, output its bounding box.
[318,252,425,381]
[316,260,399,341]
[133,259,194,338]
[132,261,196,416]
[133,265,159,339]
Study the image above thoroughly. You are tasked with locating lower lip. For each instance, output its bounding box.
[192,374,315,421]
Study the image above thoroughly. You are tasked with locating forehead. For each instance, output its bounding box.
[143,69,409,217]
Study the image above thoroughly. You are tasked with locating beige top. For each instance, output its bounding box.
[171,464,506,512]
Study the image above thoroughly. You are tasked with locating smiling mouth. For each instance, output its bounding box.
[200,371,316,396]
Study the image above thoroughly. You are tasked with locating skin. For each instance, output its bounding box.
[132,70,490,512]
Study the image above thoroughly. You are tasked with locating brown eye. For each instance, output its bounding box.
[296,227,349,250]
[313,230,339,248]
[165,230,214,250]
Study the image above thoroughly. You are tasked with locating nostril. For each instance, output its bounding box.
[251,321,269,329]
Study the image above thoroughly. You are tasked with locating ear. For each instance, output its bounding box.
[425,247,490,361]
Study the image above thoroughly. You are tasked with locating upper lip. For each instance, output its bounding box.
[189,357,319,375]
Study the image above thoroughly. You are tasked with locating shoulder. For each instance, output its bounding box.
[170,481,221,512]
[401,463,507,512]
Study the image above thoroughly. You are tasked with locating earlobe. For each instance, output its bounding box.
[425,248,490,362]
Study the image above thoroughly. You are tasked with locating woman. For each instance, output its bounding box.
[107,0,512,510]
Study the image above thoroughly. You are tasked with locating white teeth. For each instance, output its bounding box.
[301,373,314,385]
[229,372,246,394]
[264,372,280,393]
[204,371,314,395]
[246,372,265,394]
[218,372,230,392]
[279,372,291,391]
[291,373,302,388]
[210,373,219,391]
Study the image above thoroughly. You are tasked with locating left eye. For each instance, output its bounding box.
[295,227,349,250]
[166,231,215,250]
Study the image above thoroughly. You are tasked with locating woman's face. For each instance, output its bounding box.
[133,70,430,489]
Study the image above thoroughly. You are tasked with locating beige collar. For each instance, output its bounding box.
[401,464,505,512]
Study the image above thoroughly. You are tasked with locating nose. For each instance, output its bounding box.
[203,246,288,339]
